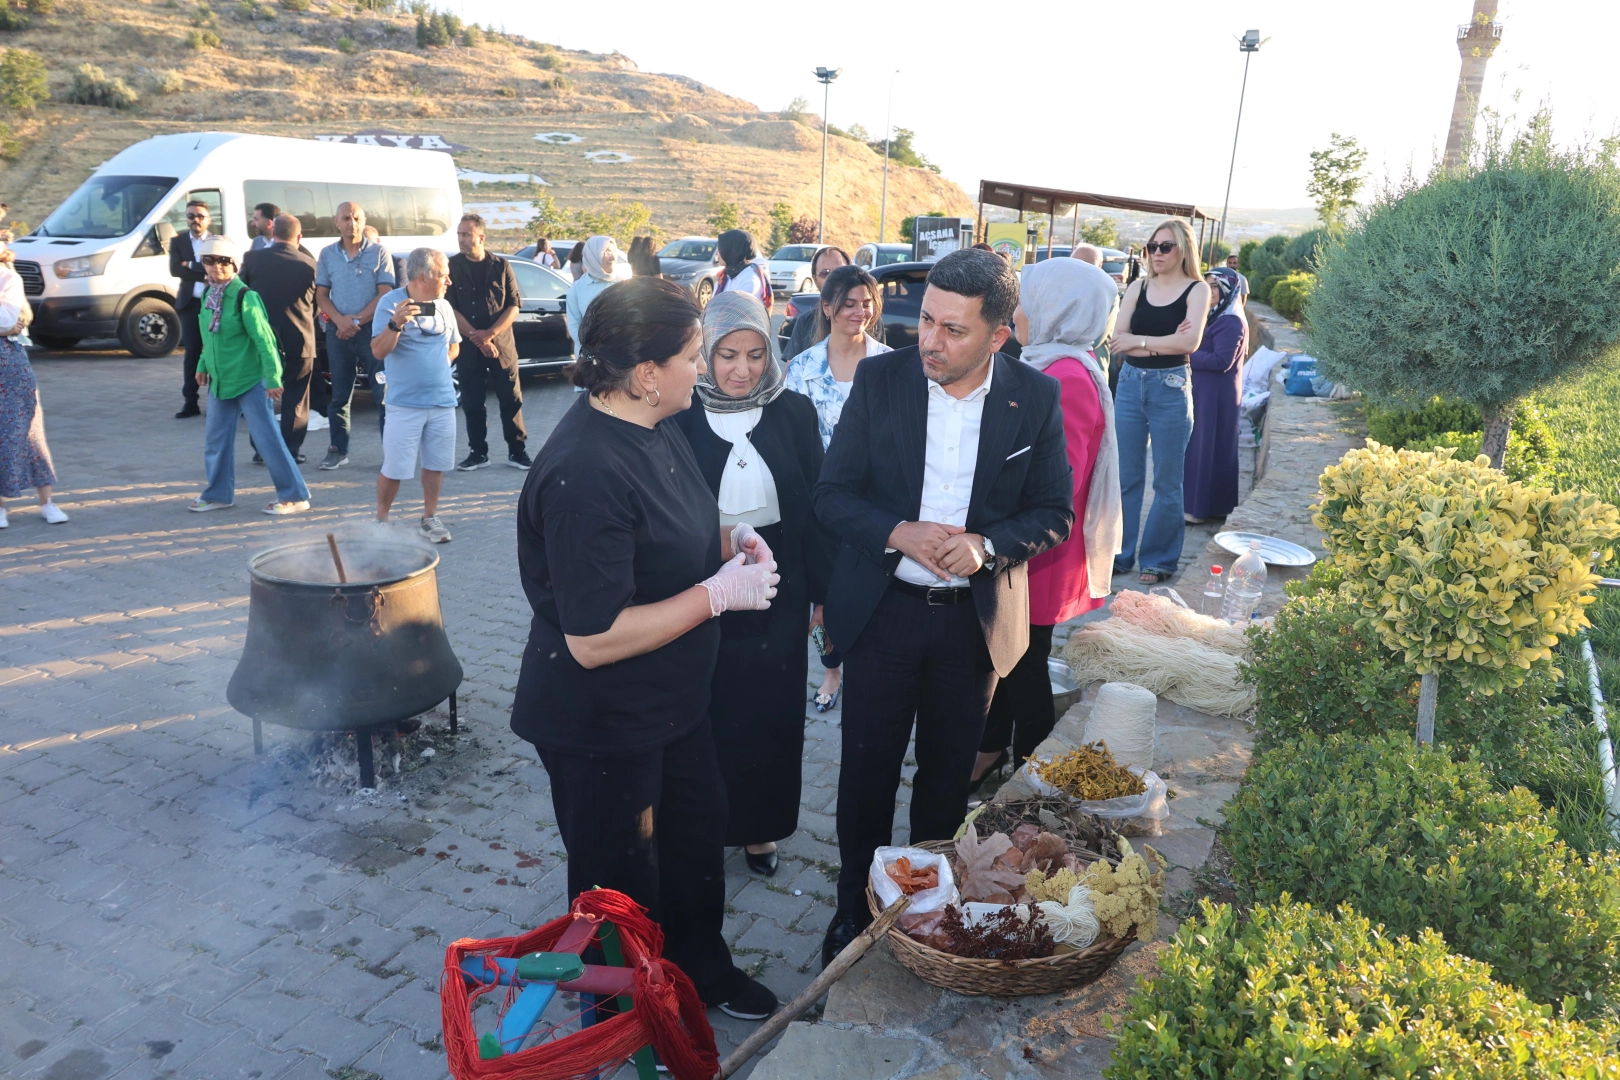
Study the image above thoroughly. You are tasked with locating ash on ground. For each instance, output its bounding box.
[268,710,462,795]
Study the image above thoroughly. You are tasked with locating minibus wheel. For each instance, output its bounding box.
[119,298,181,358]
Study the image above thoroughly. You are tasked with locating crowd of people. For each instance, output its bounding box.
[507,217,1248,1027]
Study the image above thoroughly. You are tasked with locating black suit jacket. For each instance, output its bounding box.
[814,347,1074,676]
[168,232,209,314]
[673,390,837,606]
[240,243,318,360]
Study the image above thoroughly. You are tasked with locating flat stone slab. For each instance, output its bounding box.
[746,1022,923,1080]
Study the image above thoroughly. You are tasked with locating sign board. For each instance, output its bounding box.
[911,216,966,263]
[986,223,1026,268]
[314,129,471,153]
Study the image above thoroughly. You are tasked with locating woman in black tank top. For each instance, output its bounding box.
[1106,221,1212,583]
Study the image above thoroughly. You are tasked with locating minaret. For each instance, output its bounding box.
[1443,0,1502,167]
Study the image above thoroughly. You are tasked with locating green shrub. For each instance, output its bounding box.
[1261,233,1287,254]
[0,8,29,30]
[1407,400,1561,484]
[1364,394,1482,447]
[0,48,48,110]
[1236,239,1258,274]
[1247,245,1286,281]
[278,0,310,9]
[68,64,139,110]
[1253,273,1285,305]
[185,28,221,48]
[1268,270,1314,319]
[460,24,480,47]
[1223,733,1620,1012]
[1104,899,1620,1079]
[145,69,184,94]
[1284,226,1337,272]
[336,34,356,53]
[24,0,52,11]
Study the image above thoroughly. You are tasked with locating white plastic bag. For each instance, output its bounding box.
[1018,762,1171,837]
[869,846,959,914]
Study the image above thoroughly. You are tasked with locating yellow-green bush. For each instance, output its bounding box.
[1268,270,1315,320]
[1314,442,1620,691]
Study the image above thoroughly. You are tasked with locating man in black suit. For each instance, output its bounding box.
[169,198,213,418]
[241,213,318,459]
[814,248,1075,965]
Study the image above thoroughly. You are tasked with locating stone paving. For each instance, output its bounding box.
[1,347,868,1079]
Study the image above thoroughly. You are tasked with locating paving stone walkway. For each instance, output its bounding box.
[1,348,851,1079]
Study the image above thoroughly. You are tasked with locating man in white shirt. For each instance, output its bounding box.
[813,248,1076,966]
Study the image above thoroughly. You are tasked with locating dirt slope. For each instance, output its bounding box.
[0,0,971,247]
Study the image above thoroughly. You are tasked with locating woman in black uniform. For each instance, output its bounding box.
[511,277,782,1020]
[673,291,835,878]
[1107,219,1210,583]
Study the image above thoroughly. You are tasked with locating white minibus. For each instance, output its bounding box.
[12,131,462,356]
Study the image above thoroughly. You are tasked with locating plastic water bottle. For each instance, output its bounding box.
[1201,564,1224,616]
[1220,540,1267,624]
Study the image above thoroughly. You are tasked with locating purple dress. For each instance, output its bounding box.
[0,335,55,498]
[1183,312,1245,519]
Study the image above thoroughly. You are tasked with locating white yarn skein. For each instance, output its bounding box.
[1083,682,1157,771]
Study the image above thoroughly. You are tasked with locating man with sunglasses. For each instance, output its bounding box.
[782,245,850,363]
[169,198,214,419]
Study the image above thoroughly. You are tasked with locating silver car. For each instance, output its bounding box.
[657,236,720,307]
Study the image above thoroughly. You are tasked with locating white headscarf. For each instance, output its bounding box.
[1018,258,1122,598]
[581,235,627,283]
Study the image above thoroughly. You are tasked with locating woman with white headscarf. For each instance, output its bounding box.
[563,235,628,346]
[673,291,835,877]
[971,257,1122,789]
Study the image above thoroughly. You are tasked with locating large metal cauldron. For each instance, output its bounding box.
[227,538,462,785]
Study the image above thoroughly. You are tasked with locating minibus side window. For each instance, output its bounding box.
[245,180,451,238]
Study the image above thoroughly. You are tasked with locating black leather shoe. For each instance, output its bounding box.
[175,404,201,419]
[968,749,1010,796]
[744,849,778,877]
[821,914,864,969]
[717,974,778,1021]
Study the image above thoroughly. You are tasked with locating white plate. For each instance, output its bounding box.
[1213,531,1317,567]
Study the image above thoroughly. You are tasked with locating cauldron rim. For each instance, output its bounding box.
[248,538,441,590]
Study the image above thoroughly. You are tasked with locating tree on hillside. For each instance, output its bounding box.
[0,49,48,112]
[1078,217,1120,248]
[780,97,809,124]
[706,195,739,233]
[898,211,944,243]
[767,202,794,250]
[1308,133,1368,229]
[869,128,940,174]
[1310,112,1620,468]
[787,216,819,244]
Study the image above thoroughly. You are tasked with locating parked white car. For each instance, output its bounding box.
[854,243,913,269]
[765,244,826,298]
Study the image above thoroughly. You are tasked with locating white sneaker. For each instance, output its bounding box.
[188,498,234,512]
[40,502,68,524]
[0,506,8,528]
[262,500,311,516]
[419,515,452,543]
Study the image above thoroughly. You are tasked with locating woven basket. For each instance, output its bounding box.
[866,839,1134,997]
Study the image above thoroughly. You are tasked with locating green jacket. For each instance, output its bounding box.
[197,276,282,400]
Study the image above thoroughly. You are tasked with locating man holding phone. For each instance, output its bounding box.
[371,247,461,543]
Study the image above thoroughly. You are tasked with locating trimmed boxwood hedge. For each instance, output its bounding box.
[1222,733,1620,1013]
[1104,899,1620,1078]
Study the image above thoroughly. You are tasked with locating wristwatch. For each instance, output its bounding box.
[387,321,405,333]
[981,536,996,559]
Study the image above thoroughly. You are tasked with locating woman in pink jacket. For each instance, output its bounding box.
[970,257,1122,788]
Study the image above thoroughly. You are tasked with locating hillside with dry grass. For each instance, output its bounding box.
[0,0,972,247]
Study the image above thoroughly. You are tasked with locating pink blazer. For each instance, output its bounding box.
[1027,355,1107,625]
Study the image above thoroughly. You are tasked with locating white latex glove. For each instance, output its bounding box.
[700,552,779,616]
[729,522,774,566]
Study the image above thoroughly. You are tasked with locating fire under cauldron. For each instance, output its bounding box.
[227,537,463,788]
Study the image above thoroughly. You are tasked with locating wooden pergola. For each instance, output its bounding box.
[977,180,1220,262]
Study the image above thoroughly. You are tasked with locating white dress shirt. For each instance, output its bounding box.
[895,362,994,587]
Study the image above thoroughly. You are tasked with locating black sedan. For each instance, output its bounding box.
[777,262,1020,359]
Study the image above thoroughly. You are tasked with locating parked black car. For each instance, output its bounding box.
[777,261,1021,359]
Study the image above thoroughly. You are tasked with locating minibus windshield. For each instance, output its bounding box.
[37,175,178,239]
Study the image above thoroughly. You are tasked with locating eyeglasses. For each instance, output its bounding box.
[186,212,209,221]
[201,255,234,266]
[1144,241,1178,256]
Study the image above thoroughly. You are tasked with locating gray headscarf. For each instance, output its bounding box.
[695,290,786,413]
[1018,257,1122,599]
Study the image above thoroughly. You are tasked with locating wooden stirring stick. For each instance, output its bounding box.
[326,532,348,584]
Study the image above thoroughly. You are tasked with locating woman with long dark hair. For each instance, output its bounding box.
[713,229,770,309]
[673,291,834,876]
[628,235,662,278]
[533,238,559,270]
[511,276,781,1021]
[1107,219,1209,583]
[782,264,887,711]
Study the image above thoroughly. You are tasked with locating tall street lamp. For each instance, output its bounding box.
[878,69,898,243]
[1216,29,1267,264]
[814,66,841,244]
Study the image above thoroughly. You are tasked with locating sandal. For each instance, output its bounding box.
[814,686,842,712]
[1138,570,1173,585]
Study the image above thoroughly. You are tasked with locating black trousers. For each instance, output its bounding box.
[979,623,1057,766]
[457,353,526,456]
[834,587,999,919]
[180,307,202,407]
[278,350,314,455]
[535,718,744,1004]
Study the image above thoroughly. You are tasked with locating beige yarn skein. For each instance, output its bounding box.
[1082,682,1158,771]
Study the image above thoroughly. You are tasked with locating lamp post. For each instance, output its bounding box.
[814,66,841,244]
[1216,29,1267,262]
[878,69,898,244]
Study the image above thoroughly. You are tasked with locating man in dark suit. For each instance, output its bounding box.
[169,198,213,418]
[814,248,1075,965]
[241,213,318,459]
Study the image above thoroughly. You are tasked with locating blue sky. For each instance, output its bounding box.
[453,0,1619,211]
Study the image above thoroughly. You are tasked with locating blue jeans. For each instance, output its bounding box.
[325,326,383,454]
[1114,362,1194,576]
[201,381,310,506]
